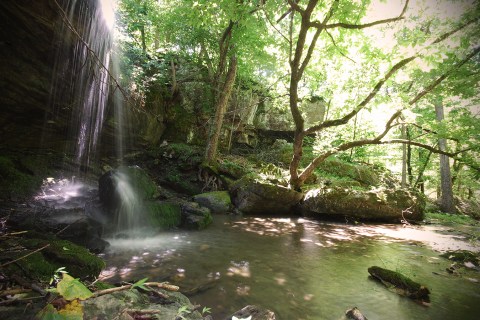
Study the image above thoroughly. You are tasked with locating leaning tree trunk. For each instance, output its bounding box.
[204,55,237,163]
[435,101,455,213]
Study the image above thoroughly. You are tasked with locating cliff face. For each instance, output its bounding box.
[0,0,103,151]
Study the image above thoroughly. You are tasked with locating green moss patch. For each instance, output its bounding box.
[1,232,105,281]
[146,202,182,229]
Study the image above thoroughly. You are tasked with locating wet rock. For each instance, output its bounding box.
[99,165,159,212]
[346,307,368,320]
[193,191,232,213]
[440,250,480,267]
[227,305,276,320]
[146,201,182,230]
[82,289,204,320]
[229,177,303,215]
[300,187,425,223]
[181,201,213,230]
[7,207,108,253]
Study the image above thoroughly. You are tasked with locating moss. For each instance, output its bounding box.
[120,166,159,200]
[195,191,231,207]
[146,202,182,229]
[196,211,213,230]
[368,266,430,300]
[440,250,479,266]
[316,158,380,187]
[1,232,105,281]
[0,155,43,198]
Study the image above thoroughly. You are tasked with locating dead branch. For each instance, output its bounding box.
[91,282,179,298]
[0,288,32,297]
[0,244,50,268]
[52,0,129,100]
[11,274,47,296]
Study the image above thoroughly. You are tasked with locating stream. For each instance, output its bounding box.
[99,215,480,320]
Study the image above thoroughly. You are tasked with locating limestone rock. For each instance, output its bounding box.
[227,305,276,320]
[193,191,232,213]
[230,177,303,215]
[300,187,425,222]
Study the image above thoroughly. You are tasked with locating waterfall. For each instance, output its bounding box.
[50,0,114,170]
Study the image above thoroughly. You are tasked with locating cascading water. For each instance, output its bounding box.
[48,0,145,235]
[50,0,114,170]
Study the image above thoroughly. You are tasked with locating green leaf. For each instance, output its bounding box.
[57,274,93,301]
[130,277,150,291]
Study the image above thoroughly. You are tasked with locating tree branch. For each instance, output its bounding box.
[321,0,409,30]
[305,56,416,134]
[287,0,304,15]
[432,16,480,44]
[409,45,480,105]
[325,30,356,63]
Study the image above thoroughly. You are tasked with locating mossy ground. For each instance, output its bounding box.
[1,231,105,281]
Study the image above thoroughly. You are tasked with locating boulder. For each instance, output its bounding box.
[98,166,159,212]
[7,207,108,253]
[227,305,276,320]
[82,288,204,320]
[229,177,303,215]
[300,187,425,222]
[193,191,232,213]
[181,201,213,230]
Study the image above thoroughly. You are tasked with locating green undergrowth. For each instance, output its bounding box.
[425,212,478,226]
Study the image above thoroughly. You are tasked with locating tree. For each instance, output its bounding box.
[274,0,480,190]
[434,100,455,212]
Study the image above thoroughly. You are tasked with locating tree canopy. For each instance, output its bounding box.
[115,0,479,197]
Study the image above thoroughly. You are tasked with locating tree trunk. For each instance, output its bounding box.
[435,101,455,213]
[204,55,237,163]
[401,124,407,188]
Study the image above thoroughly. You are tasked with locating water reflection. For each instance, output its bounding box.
[100,216,480,320]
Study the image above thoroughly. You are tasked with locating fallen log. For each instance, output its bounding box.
[368,266,430,301]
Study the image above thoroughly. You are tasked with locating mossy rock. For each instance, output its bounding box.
[99,166,159,211]
[229,176,303,215]
[181,202,213,230]
[146,201,182,229]
[193,191,232,213]
[440,250,480,266]
[0,232,105,281]
[301,186,425,222]
[82,289,204,320]
[316,158,381,187]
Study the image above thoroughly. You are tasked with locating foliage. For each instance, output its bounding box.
[37,272,93,320]
[425,212,478,226]
[116,0,480,201]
